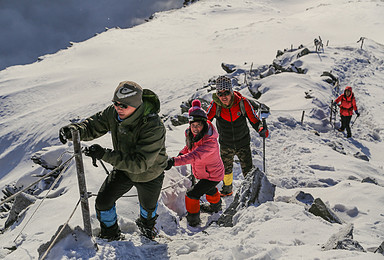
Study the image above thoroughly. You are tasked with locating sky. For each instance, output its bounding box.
[0,0,384,259]
[0,0,183,71]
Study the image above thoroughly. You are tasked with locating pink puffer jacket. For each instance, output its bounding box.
[174,121,224,182]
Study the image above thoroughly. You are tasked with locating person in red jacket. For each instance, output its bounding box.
[206,76,269,196]
[334,86,360,138]
[165,99,224,227]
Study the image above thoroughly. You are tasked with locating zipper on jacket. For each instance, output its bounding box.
[229,107,238,149]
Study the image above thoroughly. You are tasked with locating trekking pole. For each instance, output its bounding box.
[99,160,110,175]
[83,147,110,175]
[262,118,267,173]
[350,115,359,128]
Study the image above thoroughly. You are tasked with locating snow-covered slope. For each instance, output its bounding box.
[1,0,384,259]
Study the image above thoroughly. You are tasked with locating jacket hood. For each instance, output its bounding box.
[142,89,160,115]
[206,120,218,139]
[344,86,353,94]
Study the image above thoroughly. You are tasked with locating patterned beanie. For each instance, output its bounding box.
[112,81,143,108]
[216,76,233,92]
[188,99,207,122]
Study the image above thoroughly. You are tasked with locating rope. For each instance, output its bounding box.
[13,160,72,243]
[89,172,192,198]
[39,198,81,260]
[0,155,75,207]
[270,107,314,112]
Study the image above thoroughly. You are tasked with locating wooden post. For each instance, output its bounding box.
[357,37,365,49]
[301,111,305,125]
[71,129,92,237]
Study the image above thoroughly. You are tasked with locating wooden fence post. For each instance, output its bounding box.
[71,129,92,237]
[357,37,365,49]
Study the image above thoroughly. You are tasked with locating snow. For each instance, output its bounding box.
[1,0,384,259]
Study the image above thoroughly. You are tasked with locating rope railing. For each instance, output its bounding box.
[13,159,72,243]
[0,155,75,207]
[89,171,192,198]
[39,198,82,260]
[4,129,194,258]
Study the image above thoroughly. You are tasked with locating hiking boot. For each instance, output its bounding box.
[135,215,158,240]
[186,212,201,227]
[337,128,344,132]
[200,199,222,213]
[98,222,123,241]
[220,184,233,197]
[347,133,352,138]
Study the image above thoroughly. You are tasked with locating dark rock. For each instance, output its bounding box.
[296,48,310,58]
[288,191,314,208]
[353,152,369,161]
[4,192,36,229]
[322,223,365,252]
[374,241,384,254]
[309,198,343,224]
[38,225,84,258]
[217,168,275,227]
[221,63,236,73]
[361,177,377,185]
[170,114,189,126]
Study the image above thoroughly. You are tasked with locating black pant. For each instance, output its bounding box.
[95,170,164,220]
[340,115,352,135]
[186,179,220,200]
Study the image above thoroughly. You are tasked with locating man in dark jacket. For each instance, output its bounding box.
[207,76,269,196]
[59,81,167,240]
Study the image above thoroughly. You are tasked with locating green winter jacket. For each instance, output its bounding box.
[71,90,167,182]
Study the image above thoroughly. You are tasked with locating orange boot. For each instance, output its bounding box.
[201,188,222,213]
[185,195,201,227]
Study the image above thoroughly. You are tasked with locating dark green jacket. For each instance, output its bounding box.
[71,90,167,182]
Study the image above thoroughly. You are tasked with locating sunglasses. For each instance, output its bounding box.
[217,90,231,97]
[112,101,128,109]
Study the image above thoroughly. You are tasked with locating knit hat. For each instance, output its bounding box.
[112,81,143,108]
[188,99,207,123]
[216,76,233,92]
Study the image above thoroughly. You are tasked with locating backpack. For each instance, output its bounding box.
[215,98,269,118]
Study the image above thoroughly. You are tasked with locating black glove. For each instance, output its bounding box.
[59,125,77,144]
[84,144,106,160]
[164,158,174,171]
[355,110,360,117]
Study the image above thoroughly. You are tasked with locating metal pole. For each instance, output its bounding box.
[301,111,305,125]
[71,129,92,237]
[262,118,266,173]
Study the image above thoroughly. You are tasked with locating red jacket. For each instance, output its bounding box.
[206,91,261,149]
[174,121,224,182]
[334,86,357,116]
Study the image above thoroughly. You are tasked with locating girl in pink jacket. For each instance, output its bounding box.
[165,99,224,227]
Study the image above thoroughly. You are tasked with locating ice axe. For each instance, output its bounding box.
[350,114,359,128]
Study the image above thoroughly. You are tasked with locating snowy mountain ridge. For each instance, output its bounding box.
[1,0,384,259]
